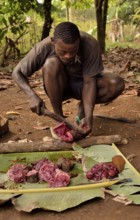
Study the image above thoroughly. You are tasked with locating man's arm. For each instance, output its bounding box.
[12,63,45,115]
[81,75,97,133]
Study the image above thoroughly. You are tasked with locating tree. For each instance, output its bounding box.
[94,0,109,54]
[0,0,43,42]
[41,0,53,39]
[0,0,43,65]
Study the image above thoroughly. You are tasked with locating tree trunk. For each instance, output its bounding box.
[41,0,53,40]
[95,0,109,54]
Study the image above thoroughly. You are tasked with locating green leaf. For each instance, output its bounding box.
[0,173,8,184]
[73,144,117,161]
[70,173,90,186]
[0,194,16,205]
[0,29,7,40]
[81,155,97,171]
[2,16,8,27]
[12,188,104,212]
[127,195,140,205]
[110,184,140,196]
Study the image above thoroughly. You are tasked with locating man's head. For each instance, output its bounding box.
[52,22,80,64]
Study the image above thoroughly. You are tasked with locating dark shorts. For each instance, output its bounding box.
[66,74,103,100]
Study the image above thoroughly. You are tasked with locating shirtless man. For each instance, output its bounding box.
[12,21,124,135]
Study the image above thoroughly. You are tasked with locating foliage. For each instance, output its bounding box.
[108,0,140,24]
[58,0,93,9]
[119,1,140,24]
[0,0,43,42]
[52,0,95,32]
[133,7,140,22]
[0,0,139,54]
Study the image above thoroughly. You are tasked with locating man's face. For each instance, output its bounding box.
[53,38,80,65]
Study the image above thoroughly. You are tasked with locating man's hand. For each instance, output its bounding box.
[79,117,93,135]
[29,94,46,115]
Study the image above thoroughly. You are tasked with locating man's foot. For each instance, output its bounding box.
[76,101,85,124]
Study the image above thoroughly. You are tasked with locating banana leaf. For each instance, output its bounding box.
[11,188,105,212]
[0,144,139,212]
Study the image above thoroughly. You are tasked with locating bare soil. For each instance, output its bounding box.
[0,82,140,220]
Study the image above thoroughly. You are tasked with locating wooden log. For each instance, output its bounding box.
[0,135,125,153]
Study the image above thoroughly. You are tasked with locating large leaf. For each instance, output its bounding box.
[0,194,16,205]
[0,144,140,211]
[12,188,104,212]
[73,144,118,162]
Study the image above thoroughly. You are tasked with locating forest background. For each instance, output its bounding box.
[0,0,140,67]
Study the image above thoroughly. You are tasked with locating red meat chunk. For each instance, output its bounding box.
[38,161,56,182]
[7,158,71,187]
[38,160,70,187]
[26,169,39,183]
[7,164,29,183]
[49,168,71,187]
[53,122,74,142]
[86,162,119,181]
[32,158,51,171]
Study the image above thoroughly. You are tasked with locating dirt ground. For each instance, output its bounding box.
[0,82,140,220]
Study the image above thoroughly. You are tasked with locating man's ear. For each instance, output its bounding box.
[51,37,54,45]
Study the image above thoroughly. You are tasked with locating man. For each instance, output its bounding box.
[12,22,124,135]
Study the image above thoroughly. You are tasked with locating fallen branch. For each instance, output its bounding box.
[118,60,131,74]
[94,115,136,123]
[0,135,126,153]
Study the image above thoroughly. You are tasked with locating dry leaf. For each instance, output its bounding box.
[14,106,23,110]
[64,111,72,116]
[43,136,54,142]
[113,195,132,205]
[6,111,20,116]
[126,154,136,162]
[33,125,50,130]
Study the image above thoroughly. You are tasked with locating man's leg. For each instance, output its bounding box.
[42,57,70,116]
[76,74,124,120]
[96,73,125,103]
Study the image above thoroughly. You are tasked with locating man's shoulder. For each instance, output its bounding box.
[35,36,52,51]
[80,31,98,45]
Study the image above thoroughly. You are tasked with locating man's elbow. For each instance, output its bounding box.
[12,63,21,81]
[12,69,17,81]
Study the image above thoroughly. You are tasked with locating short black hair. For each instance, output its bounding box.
[53,22,80,44]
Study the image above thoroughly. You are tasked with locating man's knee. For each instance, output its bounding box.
[97,74,125,103]
[42,57,64,77]
[111,75,125,97]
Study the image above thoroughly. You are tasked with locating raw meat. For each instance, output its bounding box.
[32,158,51,171]
[57,157,74,172]
[7,158,71,187]
[49,168,71,187]
[38,159,70,187]
[86,162,119,181]
[38,160,56,182]
[52,122,83,142]
[26,169,39,183]
[52,122,74,142]
[7,164,29,183]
